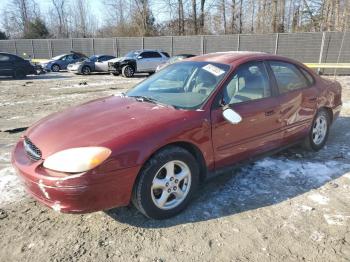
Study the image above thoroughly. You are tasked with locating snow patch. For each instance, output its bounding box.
[324,214,350,226]
[308,193,329,205]
[0,166,26,206]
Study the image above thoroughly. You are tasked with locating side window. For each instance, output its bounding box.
[270,61,309,93]
[223,62,271,104]
[299,67,315,85]
[161,52,170,57]
[0,54,11,62]
[142,52,162,58]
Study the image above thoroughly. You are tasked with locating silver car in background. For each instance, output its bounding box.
[67,55,116,75]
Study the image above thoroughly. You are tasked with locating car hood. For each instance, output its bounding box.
[40,59,54,65]
[25,96,187,158]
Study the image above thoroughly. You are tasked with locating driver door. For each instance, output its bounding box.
[211,61,283,169]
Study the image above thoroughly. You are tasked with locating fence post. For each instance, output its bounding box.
[201,35,205,54]
[115,38,119,57]
[31,39,35,59]
[237,34,240,51]
[71,38,73,51]
[14,40,18,55]
[171,36,174,56]
[318,32,326,74]
[48,39,53,58]
[92,38,95,55]
[274,33,279,54]
[142,37,144,49]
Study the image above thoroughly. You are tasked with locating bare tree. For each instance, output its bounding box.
[192,0,198,34]
[50,0,69,37]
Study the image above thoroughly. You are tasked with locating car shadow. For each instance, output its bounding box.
[0,74,71,81]
[105,116,350,227]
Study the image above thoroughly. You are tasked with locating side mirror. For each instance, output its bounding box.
[222,108,242,124]
[137,56,142,60]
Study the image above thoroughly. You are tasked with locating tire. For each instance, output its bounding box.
[303,109,330,151]
[148,71,154,76]
[132,146,199,219]
[13,69,26,79]
[51,64,60,72]
[81,66,91,75]
[112,72,120,76]
[122,65,135,78]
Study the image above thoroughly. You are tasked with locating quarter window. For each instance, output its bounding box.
[223,62,271,104]
[0,54,11,62]
[270,61,309,93]
[299,67,315,85]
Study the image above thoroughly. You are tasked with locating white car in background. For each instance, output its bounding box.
[108,50,170,77]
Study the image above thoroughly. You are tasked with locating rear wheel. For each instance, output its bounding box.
[51,64,60,72]
[132,146,199,219]
[111,72,120,76]
[81,66,91,75]
[122,65,135,78]
[303,109,330,151]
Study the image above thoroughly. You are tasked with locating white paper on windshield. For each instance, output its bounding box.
[202,64,225,76]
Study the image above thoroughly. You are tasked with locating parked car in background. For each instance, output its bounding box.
[0,52,36,78]
[12,52,342,219]
[67,54,116,75]
[156,54,196,72]
[108,49,169,77]
[40,52,88,72]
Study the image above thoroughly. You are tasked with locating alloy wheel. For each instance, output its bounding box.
[312,114,327,145]
[151,160,191,210]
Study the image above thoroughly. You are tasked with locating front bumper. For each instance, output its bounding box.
[12,140,141,213]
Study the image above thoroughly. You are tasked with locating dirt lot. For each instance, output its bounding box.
[0,72,350,262]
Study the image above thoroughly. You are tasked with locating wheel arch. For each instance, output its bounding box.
[318,106,333,124]
[138,141,208,183]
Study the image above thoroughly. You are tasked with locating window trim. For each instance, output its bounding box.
[213,60,275,108]
[266,60,312,95]
[297,66,315,86]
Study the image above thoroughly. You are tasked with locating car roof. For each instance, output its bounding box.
[187,51,273,64]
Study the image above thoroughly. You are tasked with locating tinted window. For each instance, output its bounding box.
[141,52,162,58]
[161,52,170,57]
[299,67,314,85]
[223,62,271,104]
[0,54,11,62]
[270,61,309,93]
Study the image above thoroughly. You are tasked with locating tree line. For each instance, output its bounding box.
[0,0,349,40]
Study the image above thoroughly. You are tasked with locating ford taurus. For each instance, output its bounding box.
[12,52,342,219]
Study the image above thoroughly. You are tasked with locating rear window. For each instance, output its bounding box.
[269,61,309,94]
[161,52,170,57]
[299,67,315,85]
[0,54,10,61]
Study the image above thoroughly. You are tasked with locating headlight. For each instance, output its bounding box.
[43,147,111,173]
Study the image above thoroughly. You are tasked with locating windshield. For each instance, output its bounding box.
[88,55,98,62]
[126,61,230,109]
[125,51,140,59]
[51,55,64,60]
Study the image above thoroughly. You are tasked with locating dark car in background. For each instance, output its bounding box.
[0,52,36,78]
[40,51,88,72]
[108,50,169,77]
[156,54,196,72]
[67,54,116,75]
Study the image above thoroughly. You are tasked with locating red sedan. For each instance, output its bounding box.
[12,52,342,219]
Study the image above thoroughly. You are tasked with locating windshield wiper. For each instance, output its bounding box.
[129,95,176,109]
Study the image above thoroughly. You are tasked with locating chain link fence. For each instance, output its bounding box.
[0,32,349,73]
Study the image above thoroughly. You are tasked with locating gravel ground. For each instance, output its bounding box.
[0,72,350,262]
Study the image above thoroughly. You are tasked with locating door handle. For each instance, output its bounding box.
[265,110,275,116]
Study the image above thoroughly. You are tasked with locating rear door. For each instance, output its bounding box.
[211,61,283,169]
[267,61,318,144]
[0,54,14,76]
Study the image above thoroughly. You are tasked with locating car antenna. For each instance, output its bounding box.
[333,16,348,81]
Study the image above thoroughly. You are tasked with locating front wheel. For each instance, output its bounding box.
[303,109,330,151]
[51,64,60,72]
[122,65,135,78]
[132,146,199,219]
[81,66,91,75]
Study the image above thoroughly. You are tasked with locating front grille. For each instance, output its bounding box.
[23,136,42,161]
